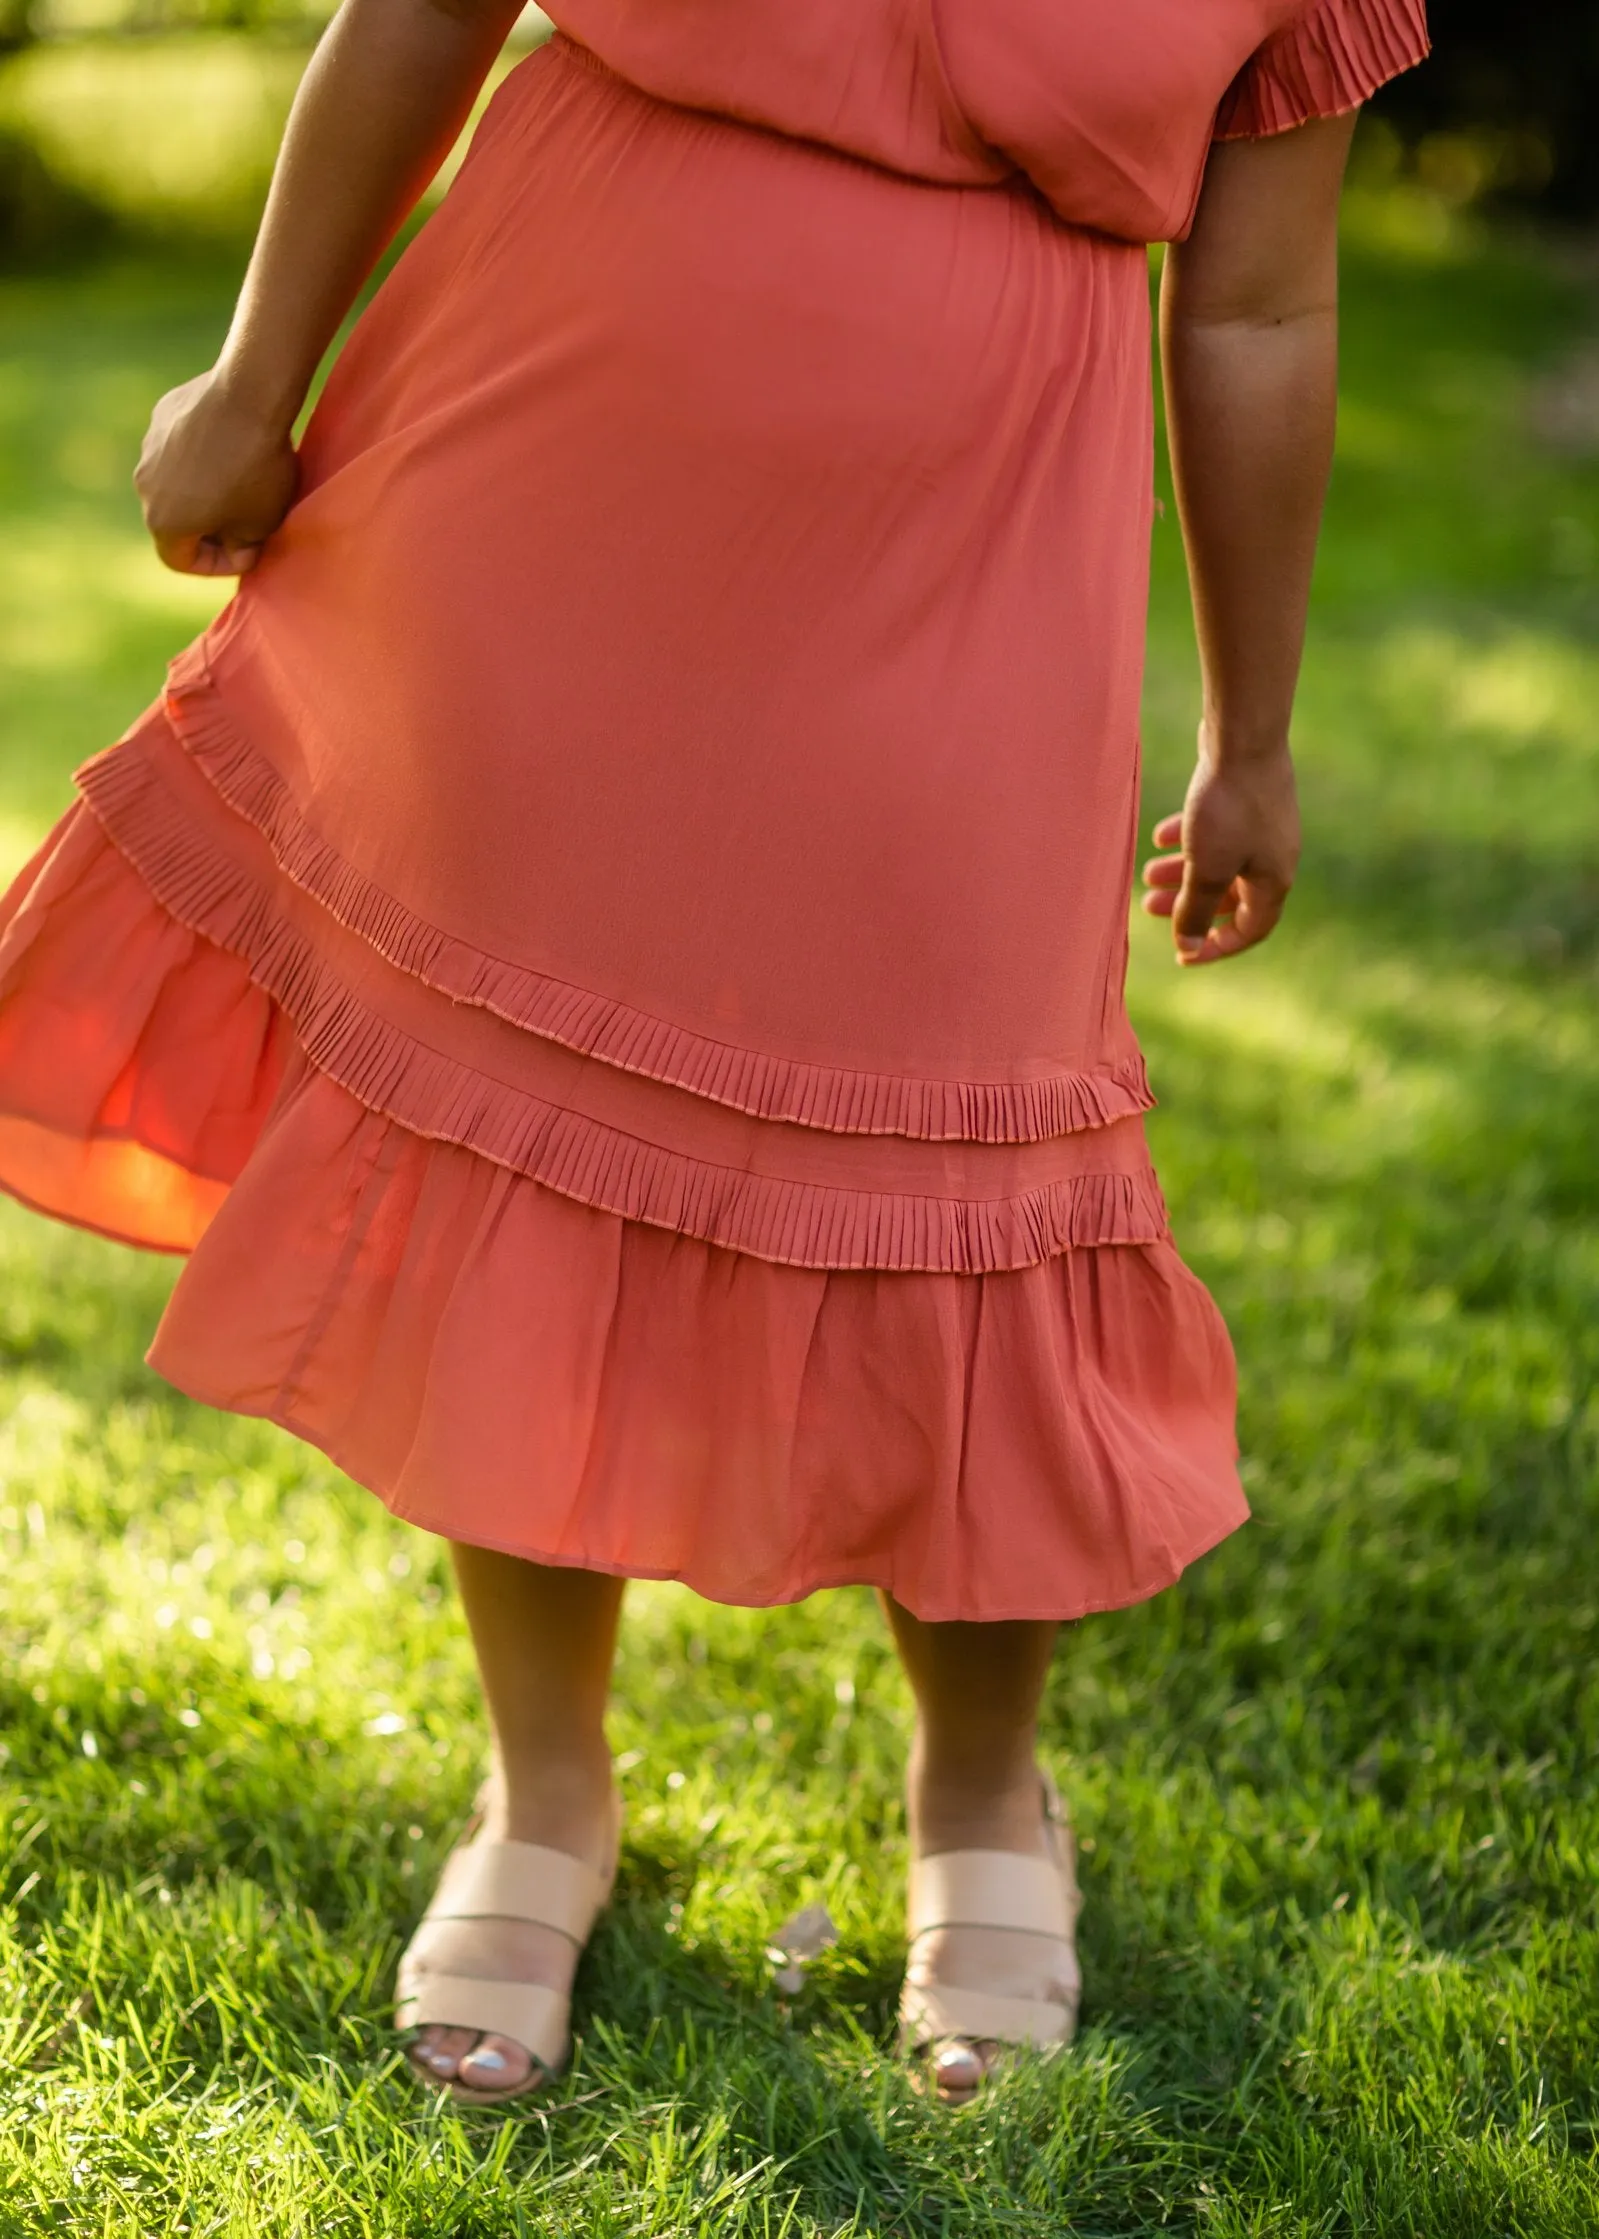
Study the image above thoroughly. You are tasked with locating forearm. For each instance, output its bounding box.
[1159,115,1353,765]
[216,0,523,432]
[1160,289,1337,759]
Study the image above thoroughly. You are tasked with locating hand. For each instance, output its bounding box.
[1140,732,1300,966]
[133,369,300,576]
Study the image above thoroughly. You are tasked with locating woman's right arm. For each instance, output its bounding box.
[134,0,525,576]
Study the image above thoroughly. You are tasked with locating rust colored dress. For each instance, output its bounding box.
[0,0,1427,1618]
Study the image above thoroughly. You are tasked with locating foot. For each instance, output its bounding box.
[904,1754,1079,2104]
[405,1750,616,2098]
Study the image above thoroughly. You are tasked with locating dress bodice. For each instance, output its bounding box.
[544,0,1428,241]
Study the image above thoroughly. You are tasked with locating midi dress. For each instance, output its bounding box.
[0,0,1428,1621]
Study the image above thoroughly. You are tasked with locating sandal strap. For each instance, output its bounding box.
[396,1973,571,2071]
[422,1839,609,1942]
[908,1847,1075,1943]
[900,1978,1076,2050]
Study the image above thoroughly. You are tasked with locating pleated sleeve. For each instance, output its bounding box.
[1213,0,1429,140]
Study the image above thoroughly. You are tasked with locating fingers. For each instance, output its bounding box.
[1171,864,1238,960]
[1140,804,1291,964]
[151,532,264,577]
[150,531,201,574]
[213,539,265,575]
[1138,812,1189,920]
[1218,878,1288,953]
[1141,869,1241,921]
[1169,875,1288,965]
[1140,847,1204,911]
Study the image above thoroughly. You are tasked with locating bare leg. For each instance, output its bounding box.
[409,1548,625,2095]
[882,1596,1073,2098]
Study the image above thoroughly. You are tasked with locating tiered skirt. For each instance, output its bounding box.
[0,691,1244,1621]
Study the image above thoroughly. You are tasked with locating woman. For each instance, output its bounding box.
[0,0,1427,2104]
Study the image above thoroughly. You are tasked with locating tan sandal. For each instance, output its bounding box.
[396,1794,621,2105]
[899,1775,1081,2104]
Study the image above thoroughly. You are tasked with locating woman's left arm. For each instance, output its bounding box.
[1142,113,1358,964]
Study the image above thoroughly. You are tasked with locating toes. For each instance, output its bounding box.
[407,2027,541,2096]
[408,2024,479,2082]
[932,2038,995,2103]
[456,2032,539,2095]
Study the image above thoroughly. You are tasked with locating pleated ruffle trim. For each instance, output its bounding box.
[1214,0,1430,140]
[75,737,1170,1274]
[160,638,1153,1147]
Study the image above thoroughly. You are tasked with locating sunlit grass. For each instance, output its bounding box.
[1,142,1598,2239]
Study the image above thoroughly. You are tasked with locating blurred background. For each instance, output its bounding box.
[0,0,557,263]
[2,1,1598,261]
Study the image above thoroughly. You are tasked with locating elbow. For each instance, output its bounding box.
[1169,296,1338,340]
[1163,242,1340,338]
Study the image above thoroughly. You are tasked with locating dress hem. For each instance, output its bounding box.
[154,1357,1251,1625]
[0,1165,191,1258]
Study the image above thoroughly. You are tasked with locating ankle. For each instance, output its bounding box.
[908,1739,1046,1857]
[484,1735,614,1852]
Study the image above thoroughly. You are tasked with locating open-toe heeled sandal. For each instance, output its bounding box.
[898,1773,1081,2105]
[396,1790,622,2105]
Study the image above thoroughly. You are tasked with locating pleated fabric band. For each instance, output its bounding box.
[158,641,1154,1150]
[1214,0,1431,140]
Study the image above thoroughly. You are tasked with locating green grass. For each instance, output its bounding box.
[3,175,1599,2233]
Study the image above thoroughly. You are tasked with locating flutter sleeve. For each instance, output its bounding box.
[1213,0,1429,140]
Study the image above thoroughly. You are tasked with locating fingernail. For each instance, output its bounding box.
[1176,937,1203,958]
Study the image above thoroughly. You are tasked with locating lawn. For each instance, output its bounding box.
[2,154,1599,2237]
